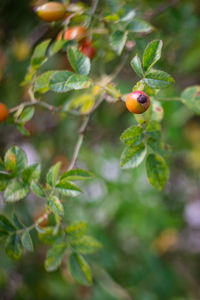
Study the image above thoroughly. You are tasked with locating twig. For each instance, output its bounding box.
[67,93,105,171]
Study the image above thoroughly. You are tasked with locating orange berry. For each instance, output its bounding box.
[125,91,150,114]
[35,2,66,22]
[57,26,87,41]
[79,38,96,59]
[0,103,9,122]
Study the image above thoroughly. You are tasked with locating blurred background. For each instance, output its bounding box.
[0,0,200,299]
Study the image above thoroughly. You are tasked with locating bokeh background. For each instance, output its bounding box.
[1,0,200,299]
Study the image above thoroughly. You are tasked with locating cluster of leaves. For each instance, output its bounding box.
[0,145,102,284]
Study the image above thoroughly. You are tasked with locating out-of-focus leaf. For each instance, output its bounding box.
[22,231,33,252]
[56,179,81,197]
[120,125,144,147]
[65,221,88,240]
[19,107,35,123]
[120,143,146,169]
[110,30,128,55]
[68,253,92,286]
[31,181,46,198]
[181,85,200,114]
[45,242,67,272]
[22,163,41,184]
[127,18,153,33]
[0,215,16,235]
[71,235,102,254]
[34,71,55,93]
[4,180,30,202]
[46,162,61,187]
[5,234,23,260]
[47,195,64,217]
[61,169,93,181]
[131,54,144,77]
[146,153,169,190]
[4,146,27,173]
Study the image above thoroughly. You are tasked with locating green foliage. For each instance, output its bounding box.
[68,46,91,75]
[68,253,92,286]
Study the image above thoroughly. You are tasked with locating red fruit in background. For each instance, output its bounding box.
[0,103,9,122]
[79,38,96,59]
[57,26,87,41]
[35,2,66,22]
[125,91,150,114]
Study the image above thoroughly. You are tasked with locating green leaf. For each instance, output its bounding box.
[37,227,61,244]
[68,46,90,76]
[19,107,35,123]
[31,181,46,198]
[131,54,143,77]
[127,18,153,33]
[50,40,67,56]
[68,253,92,286]
[46,162,61,187]
[56,179,81,197]
[65,221,88,240]
[143,40,163,72]
[71,235,102,254]
[47,195,64,217]
[0,215,16,235]
[49,71,91,93]
[45,242,67,272]
[144,69,175,88]
[0,172,11,191]
[31,39,51,69]
[13,214,24,229]
[120,125,144,147]
[22,163,41,184]
[4,180,30,202]
[147,138,167,157]
[146,154,169,190]
[61,169,93,181]
[5,234,23,260]
[180,85,200,114]
[22,231,33,252]
[34,71,55,93]
[17,124,30,136]
[110,30,128,55]
[4,146,27,173]
[120,143,146,169]
[146,121,161,139]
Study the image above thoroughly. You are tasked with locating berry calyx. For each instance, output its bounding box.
[0,103,9,122]
[57,26,87,41]
[125,91,150,114]
[79,38,96,59]
[35,2,66,22]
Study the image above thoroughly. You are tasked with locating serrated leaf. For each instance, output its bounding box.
[49,71,91,93]
[46,162,61,187]
[34,71,55,93]
[68,46,90,75]
[68,253,92,286]
[120,125,144,147]
[71,235,102,254]
[143,40,163,72]
[22,231,33,252]
[144,69,174,88]
[4,180,30,202]
[56,179,81,197]
[22,163,41,184]
[45,242,67,272]
[146,154,169,190]
[110,30,127,55]
[180,85,200,114]
[130,54,143,77]
[47,196,64,217]
[146,121,161,139]
[127,18,153,33]
[120,143,146,169]
[5,234,23,260]
[19,107,35,123]
[0,215,16,235]
[4,146,27,173]
[31,39,51,69]
[31,181,46,198]
[65,221,88,240]
[61,169,93,181]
